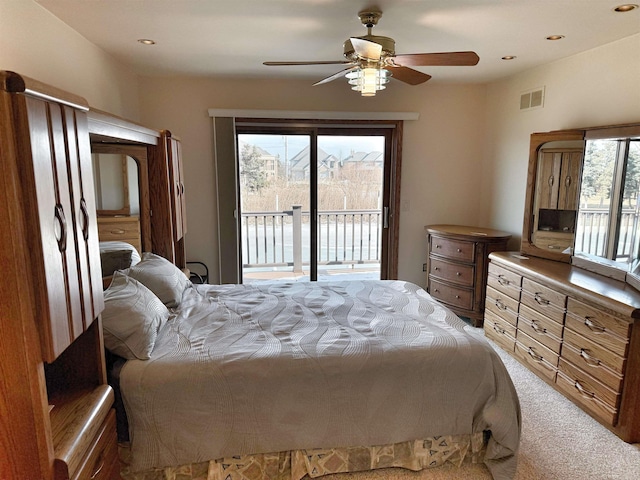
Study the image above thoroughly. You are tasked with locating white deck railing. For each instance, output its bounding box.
[241,206,381,272]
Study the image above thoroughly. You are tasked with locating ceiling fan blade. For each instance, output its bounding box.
[350,38,383,61]
[393,51,479,67]
[313,66,359,86]
[387,66,432,85]
[264,60,351,66]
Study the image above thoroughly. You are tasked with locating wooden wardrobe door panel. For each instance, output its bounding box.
[169,137,187,240]
[26,97,84,360]
[21,96,103,362]
[65,105,104,322]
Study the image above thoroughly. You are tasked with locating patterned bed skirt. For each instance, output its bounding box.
[119,433,487,480]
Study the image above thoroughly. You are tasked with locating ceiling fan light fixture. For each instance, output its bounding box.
[546,35,565,41]
[346,67,390,96]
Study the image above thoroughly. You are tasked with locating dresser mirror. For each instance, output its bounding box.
[521,123,640,290]
[92,150,139,216]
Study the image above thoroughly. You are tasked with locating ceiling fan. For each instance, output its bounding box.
[263,10,479,96]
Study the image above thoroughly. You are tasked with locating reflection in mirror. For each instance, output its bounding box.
[574,137,639,273]
[531,141,583,255]
[92,153,140,215]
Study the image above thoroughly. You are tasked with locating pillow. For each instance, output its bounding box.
[99,240,141,266]
[100,249,133,277]
[123,252,189,308]
[102,271,170,360]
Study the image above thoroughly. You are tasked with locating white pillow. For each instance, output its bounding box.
[102,271,170,360]
[124,252,189,308]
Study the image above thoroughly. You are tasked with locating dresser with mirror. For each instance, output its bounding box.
[485,122,640,442]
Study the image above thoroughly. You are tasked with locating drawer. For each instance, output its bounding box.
[557,359,620,411]
[485,286,519,327]
[73,409,119,480]
[560,336,625,391]
[517,314,563,355]
[521,278,566,324]
[97,217,140,238]
[556,369,618,426]
[484,310,516,353]
[514,332,559,382]
[519,303,563,339]
[562,328,626,376]
[429,256,475,287]
[430,235,475,263]
[428,277,473,310]
[565,298,630,358]
[487,263,522,301]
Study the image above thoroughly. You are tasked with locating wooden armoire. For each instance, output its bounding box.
[1,72,120,479]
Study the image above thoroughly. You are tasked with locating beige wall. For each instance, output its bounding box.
[4,1,639,287]
[0,1,140,119]
[138,34,640,286]
[479,33,640,245]
[138,77,488,284]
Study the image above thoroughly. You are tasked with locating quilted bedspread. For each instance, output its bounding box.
[120,280,521,479]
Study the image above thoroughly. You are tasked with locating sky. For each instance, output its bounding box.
[239,134,385,161]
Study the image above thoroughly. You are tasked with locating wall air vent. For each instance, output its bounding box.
[520,86,545,111]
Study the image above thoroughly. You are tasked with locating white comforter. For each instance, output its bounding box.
[120,280,520,479]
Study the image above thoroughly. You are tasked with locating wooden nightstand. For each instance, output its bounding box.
[425,225,511,327]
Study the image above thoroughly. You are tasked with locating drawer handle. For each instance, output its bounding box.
[433,288,439,293]
[53,204,67,253]
[534,293,550,305]
[497,275,510,286]
[79,198,90,241]
[584,317,606,333]
[435,244,441,249]
[457,248,462,252]
[527,347,544,362]
[530,320,547,335]
[90,452,105,479]
[110,229,126,234]
[574,380,596,399]
[493,324,506,335]
[455,295,460,299]
[580,348,601,367]
[456,272,461,276]
[434,267,440,271]
[495,299,507,310]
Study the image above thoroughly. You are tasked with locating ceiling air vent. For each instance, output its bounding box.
[520,86,545,111]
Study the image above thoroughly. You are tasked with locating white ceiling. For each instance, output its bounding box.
[36,0,640,85]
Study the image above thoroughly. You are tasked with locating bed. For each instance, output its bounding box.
[101,254,521,480]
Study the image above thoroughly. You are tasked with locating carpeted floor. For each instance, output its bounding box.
[320,326,640,480]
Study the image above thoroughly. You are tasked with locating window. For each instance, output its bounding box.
[575,136,640,266]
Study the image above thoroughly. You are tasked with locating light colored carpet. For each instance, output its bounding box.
[320,326,640,480]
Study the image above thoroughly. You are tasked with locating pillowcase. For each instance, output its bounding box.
[102,271,170,360]
[100,249,133,277]
[123,252,189,308]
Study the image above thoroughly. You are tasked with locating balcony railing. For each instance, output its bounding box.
[575,208,638,259]
[242,207,639,275]
[241,206,381,272]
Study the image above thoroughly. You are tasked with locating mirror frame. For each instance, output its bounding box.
[521,123,640,291]
[521,128,585,263]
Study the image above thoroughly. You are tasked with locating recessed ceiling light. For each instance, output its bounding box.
[138,39,156,45]
[501,56,517,60]
[614,4,638,12]
[546,35,565,41]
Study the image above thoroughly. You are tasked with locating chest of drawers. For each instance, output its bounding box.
[425,225,511,327]
[484,251,640,442]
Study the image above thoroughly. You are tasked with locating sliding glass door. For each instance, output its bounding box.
[236,124,395,283]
